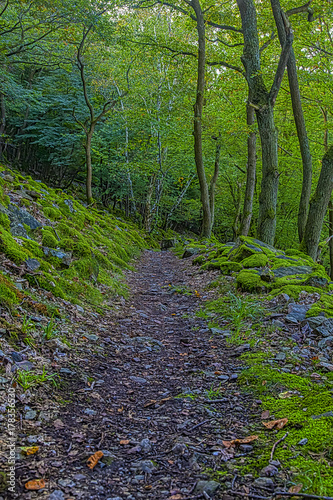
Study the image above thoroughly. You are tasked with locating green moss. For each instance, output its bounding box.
[236,269,267,292]
[73,240,91,257]
[0,228,31,264]
[0,212,10,230]
[43,206,62,221]
[41,229,58,248]
[201,257,228,271]
[220,261,243,274]
[269,285,323,300]
[0,273,21,306]
[58,237,74,251]
[241,253,268,268]
[22,239,44,258]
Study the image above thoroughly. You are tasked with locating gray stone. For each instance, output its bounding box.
[318,336,333,349]
[25,258,41,272]
[217,375,229,381]
[59,368,75,375]
[298,438,308,446]
[4,203,42,230]
[48,491,65,500]
[312,411,333,420]
[14,360,34,372]
[43,247,72,267]
[275,255,298,262]
[64,199,75,213]
[182,247,200,258]
[253,477,274,490]
[83,408,96,416]
[272,319,284,328]
[314,318,333,337]
[140,438,152,453]
[302,316,325,329]
[10,351,23,362]
[10,223,29,238]
[260,465,279,477]
[239,444,253,452]
[76,305,84,314]
[286,303,311,322]
[275,352,286,361]
[304,276,328,288]
[25,409,37,420]
[0,376,9,384]
[273,266,313,278]
[39,411,51,421]
[135,460,155,473]
[161,238,177,250]
[84,334,98,341]
[194,480,220,496]
[129,376,147,384]
[318,362,333,371]
[58,478,75,488]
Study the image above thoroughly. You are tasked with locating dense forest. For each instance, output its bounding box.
[0,0,332,262]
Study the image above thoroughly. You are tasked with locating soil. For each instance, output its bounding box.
[13,251,260,500]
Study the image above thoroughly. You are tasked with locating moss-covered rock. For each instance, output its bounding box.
[220,261,243,274]
[42,229,58,248]
[241,253,268,268]
[236,269,267,292]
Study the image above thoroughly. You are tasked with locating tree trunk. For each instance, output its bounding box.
[329,200,333,280]
[237,0,292,245]
[270,0,312,243]
[0,93,6,159]
[209,134,221,231]
[191,0,212,238]
[301,146,333,261]
[240,104,256,236]
[85,127,94,205]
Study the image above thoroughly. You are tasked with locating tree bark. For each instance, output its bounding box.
[237,0,293,245]
[209,133,221,231]
[301,146,333,261]
[240,104,256,236]
[191,0,212,238]
[271,0,312,243]
[0,93,6,159]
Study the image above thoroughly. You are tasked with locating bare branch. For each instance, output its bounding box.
[269,26,294,105]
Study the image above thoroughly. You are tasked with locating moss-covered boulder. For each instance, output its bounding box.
[241,253,268,268]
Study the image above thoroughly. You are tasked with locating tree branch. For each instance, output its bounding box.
[77,25,95,122]
[269,19,294,105]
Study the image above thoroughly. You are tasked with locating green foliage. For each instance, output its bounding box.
[42,229,58,248]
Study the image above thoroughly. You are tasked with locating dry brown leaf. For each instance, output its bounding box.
[25,479,46,490]
[288,484,303,494]
[119,439,130,445]
[222,435,258,448]
[263,418,288,430]
[87,450,103,469]
[21,446,39,456]
[53,419,65,429]
[261,410,270,419]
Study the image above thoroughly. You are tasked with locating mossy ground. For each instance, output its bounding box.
[0,165,151,315]
[199,279,333,496]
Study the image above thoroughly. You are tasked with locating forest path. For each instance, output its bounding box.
[17,251,257,500]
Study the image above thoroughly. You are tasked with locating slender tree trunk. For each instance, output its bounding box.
[240,104,256,236]
[271,0,312,243]
[209,134,221,231]
[85,127,94,204]
[191,0,212,238]
[0,93,6,159]
[329,200,333,280]
[165,174,195,229]
[144,174,156,232]
[301,146,333,261]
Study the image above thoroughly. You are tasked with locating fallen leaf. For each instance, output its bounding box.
[87,450,103,469]
[118,407,124,413]
[222,435,258,448]
[289,484,303,494]
[214,371,222,375]
[120,439,130,445]
[25,479,46,490]
[21,446,39,456]
[263,418,288,430]
[168,495,183,500]
[261,410,270,419]
[262,380,267,386]
[53,419,65,429]
[279,391,296,399]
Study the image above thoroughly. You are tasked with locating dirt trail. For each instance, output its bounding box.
[16,251,257,500]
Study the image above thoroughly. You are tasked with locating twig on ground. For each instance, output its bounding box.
[270,432,288,460]
[188,419,210,431]
[203,398,228,403]
[232,474,238,489]
[228,492,269,499]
